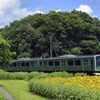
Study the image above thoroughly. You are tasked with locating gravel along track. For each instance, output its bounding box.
[0,87,15,100]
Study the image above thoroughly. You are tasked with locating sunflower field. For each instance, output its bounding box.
[29,76,100,100]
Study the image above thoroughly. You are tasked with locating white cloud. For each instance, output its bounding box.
[0,0,20,14]
[55,9,61,12]
[76,5,93,14]
[92,15,98,18]
[0,11,4,15]
[34,10,44,14]
[0,0,44,28]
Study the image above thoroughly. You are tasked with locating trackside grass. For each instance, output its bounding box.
[0,91,6,100]
[1,69,96,100]
[0,80,47,100]
[0,70,88,80]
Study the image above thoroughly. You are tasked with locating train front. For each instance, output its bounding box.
[93,55,100,75]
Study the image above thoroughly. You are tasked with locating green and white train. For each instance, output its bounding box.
[4,54,100,75]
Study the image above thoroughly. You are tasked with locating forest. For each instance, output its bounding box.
[0,10,100,60]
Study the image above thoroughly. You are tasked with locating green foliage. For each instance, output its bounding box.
[0,71,29,80]
[70,47,83,55]
[34,72,50,79]
[0,69,5,79]
[93,17,100,27]
[74,72,88,77]
[0,35,16,68]
[0,91,6,100]
[0,80,47,100]
[0,71,38,80]
[29,79,96,100]
[0,10,100,59]
[0,70,89,80]
[28,72,40,80]
[49,71,73,78]
[17,52,31,59]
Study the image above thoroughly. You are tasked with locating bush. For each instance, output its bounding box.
[34,72,50,79]
[0,69,5,79]
[28,72,40,80]
[75,72,88,77]
[13,72,29,80]
[0,72,11,79]
[49,71,73,78]
[0,70,88,80]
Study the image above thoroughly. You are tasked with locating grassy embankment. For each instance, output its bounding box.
[0,80,47,100]
[0,91,6,100]
[0,69,89,100]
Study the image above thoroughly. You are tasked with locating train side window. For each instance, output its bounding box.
[21,63,25,67]
[26,62,29,67]
[40,62,42,66]
[13,63,16,67]
[62,61,65,66]
[84,60,88,66]
[18,63,20,67]
[43,62,47,66]
[68,61,73,66]
[49,61,53,66]
[84,60,88,62]
[31,62,34,66]
[55,61,59,66]
[75,60,81,66]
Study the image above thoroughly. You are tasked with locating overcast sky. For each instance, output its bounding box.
[0,0,100,28]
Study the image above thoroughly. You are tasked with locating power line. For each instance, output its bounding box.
[50,37,100,57]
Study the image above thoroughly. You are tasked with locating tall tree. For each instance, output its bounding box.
[0,35,16,68]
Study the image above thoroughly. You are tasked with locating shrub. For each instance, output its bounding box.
[34,72,50,79]
[28,72,40,80]
[13,72,29,80]
[49,71,73,78]
[0,69,5,79]
[75,72,88,77]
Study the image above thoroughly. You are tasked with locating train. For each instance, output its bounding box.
[4,54,100,75]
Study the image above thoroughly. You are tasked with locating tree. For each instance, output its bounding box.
[0,10,100,58]
[70,47,83,55]
[0,35,16,68]
[93,17,100,27]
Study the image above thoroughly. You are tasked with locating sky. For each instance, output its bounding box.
[0,0,100,28]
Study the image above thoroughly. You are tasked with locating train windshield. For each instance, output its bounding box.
[96,56,100,69]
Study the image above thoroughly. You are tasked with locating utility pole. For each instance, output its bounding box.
[50,36,52,58]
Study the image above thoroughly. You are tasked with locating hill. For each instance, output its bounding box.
[0,10,100,59]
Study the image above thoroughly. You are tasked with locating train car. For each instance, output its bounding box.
[4,54,100,75]
[4,58,39,72]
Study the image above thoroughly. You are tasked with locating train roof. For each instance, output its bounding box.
[38,54,99,61]
[14,54,100,62]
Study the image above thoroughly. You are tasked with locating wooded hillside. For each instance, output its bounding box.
[0,10,100,59]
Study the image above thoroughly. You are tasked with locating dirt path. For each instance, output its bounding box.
[0,87,15,100]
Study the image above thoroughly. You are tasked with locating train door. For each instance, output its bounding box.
[61,60,66,71]
[39,61,47,71]
[53,60,61,71]
[83,59,91,71]
[43,61,47,71]
[83,59,88,71]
